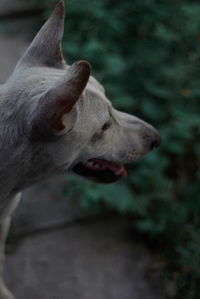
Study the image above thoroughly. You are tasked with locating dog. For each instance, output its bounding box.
[0,1,161,298]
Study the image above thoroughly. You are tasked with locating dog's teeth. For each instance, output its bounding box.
[83,160,105,170]
[87,161,93,167]
[115,169,122,176]
[93,163,99,169]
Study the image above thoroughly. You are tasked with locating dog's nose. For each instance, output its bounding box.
[150,131,162,150]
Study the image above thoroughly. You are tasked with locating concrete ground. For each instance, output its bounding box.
[0,34,27,83]
[0,1,165,298]
[5,218,164,299]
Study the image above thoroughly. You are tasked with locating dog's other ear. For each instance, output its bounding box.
[17,1,65,69]
[31,61,91,139]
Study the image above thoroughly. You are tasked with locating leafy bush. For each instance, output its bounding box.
[31,0,200,297]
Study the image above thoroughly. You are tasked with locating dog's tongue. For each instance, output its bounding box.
[90,159,127,177]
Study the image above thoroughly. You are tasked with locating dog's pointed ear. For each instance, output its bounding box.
[31,61,91,139]
[17,1,65,69]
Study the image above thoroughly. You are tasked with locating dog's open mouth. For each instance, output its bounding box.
[72,158,127,183]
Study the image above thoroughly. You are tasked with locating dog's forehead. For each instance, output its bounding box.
[85,75,110,107]
[88,76,105,93]
[74,75,111,129]
[7,65,111,117]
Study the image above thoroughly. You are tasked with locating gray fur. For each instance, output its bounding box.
[0,1,161,298]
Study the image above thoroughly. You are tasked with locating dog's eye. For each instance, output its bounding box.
[101,119,112,131]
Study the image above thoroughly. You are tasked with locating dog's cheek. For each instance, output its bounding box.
[91,131,104,143]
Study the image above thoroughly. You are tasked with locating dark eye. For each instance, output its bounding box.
[101,119,111,131]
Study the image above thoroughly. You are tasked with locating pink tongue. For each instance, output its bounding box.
[91,159,127,177]
[120,167,127,177]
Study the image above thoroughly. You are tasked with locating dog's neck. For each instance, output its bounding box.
[0,78,59,205]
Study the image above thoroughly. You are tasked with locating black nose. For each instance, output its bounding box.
[150,132,162,150]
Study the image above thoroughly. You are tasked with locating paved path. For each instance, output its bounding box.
[5,218,163,299]
[0,34,27,83]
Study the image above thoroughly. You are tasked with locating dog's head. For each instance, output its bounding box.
[2,1,161,186]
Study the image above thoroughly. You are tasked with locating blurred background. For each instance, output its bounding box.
[1,0,200,298]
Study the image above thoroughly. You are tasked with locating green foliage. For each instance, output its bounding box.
[31,0,200,297]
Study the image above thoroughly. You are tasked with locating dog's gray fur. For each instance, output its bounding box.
[0,1,161,298]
